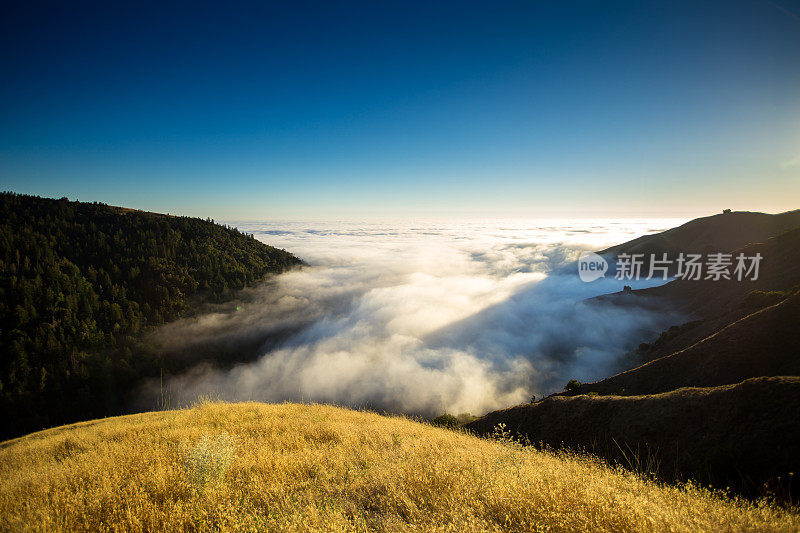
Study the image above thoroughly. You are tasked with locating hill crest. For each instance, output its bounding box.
[2,401,797,531]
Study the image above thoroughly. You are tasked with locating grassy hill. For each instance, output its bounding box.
[466,377,800,499]
[1,402,798,532]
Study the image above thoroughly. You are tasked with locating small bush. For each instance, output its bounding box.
[564,380,582,393]
[179,432,234,490]
[432,414,459,428]
[650,320,702,349]
[455,412,478,424]
[433,413,477,428]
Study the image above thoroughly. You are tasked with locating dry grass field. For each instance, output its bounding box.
[1,401,798,532]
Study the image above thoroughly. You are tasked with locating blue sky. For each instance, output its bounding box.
[1,0,799,219]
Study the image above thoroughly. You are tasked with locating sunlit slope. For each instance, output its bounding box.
[1,403,797,532]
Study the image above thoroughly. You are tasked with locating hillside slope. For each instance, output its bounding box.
[599,209,800,258]
[0,192,301,438]
[596,223,800,369]
[635,225,800,318]
[577,290,800,396]
[466,376,800,497]
[1,402,797,532]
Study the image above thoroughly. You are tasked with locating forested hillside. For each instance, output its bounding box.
[0,192,300,438]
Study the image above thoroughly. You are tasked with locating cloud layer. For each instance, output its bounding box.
[140,219,685,417]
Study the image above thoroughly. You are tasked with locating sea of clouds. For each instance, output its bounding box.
[140,218,687,417]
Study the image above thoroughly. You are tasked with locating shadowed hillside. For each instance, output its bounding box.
[634,225,800,317]
[2,401,798,532]
[596,224,800,368]
[466,376,800,498]
[578,289,800,396]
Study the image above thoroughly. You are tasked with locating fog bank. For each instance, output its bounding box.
[140,219,685,416]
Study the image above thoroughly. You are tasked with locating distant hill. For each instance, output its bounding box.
[599,226,800,365]
[600,209,800,258]
[466,376,800,497]
[632,225,800,318]
[592,215,800,393]
[0,192,301,438]
[1,401,796,531]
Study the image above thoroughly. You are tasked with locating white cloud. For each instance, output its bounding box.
[781,155,800,169]
[138,218,685,417]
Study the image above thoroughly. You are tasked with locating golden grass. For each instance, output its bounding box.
[0,401,797,532]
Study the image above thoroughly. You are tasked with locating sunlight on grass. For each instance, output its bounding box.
[0,401,797,532]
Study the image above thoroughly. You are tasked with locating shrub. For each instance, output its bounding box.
[432,414,459,428]
[179,432,234,490]
[455,412,478,424]
[564,379,582,393]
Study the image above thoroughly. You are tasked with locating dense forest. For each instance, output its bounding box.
[0,192,301,438]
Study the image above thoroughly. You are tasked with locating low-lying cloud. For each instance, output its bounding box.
[139,219,686,417]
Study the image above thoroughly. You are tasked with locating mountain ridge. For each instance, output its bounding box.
[599,209,800,258]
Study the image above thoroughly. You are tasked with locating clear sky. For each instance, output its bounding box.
[1,1,799,219]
